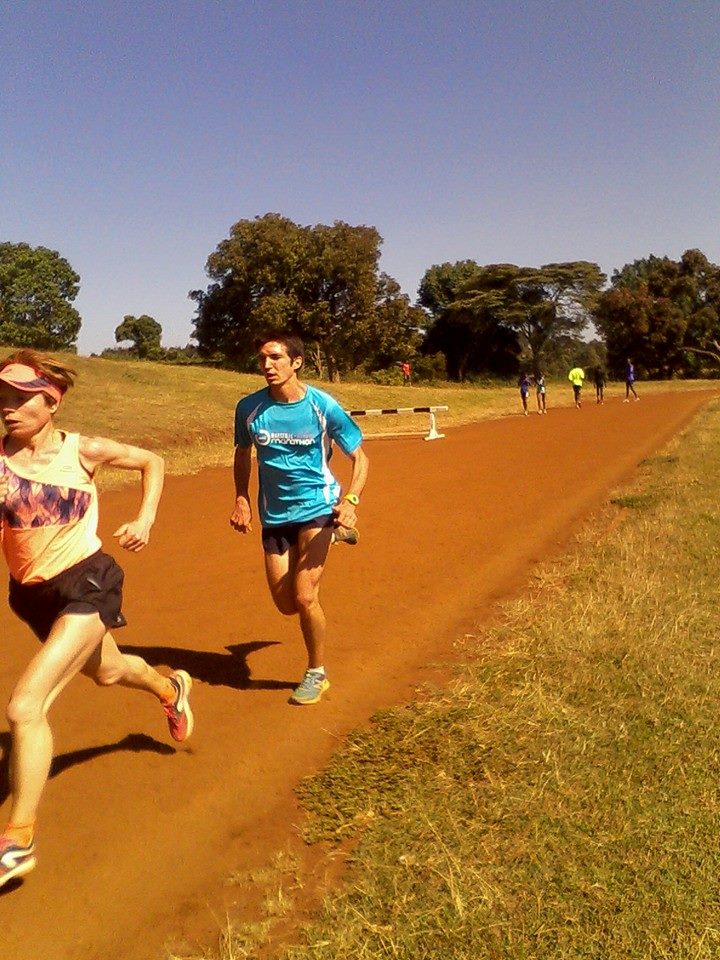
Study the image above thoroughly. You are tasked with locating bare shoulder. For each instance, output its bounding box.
[79,435,161,473]
[78,435,124,464]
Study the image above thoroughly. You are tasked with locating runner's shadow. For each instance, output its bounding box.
[0,731,173,808]
[119,641,296,691]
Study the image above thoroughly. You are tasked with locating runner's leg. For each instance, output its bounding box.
[6,612,107,827]
[264,545,298,616]
[81,631,174,699]
[293,524,333,669]
[264,524,333,668]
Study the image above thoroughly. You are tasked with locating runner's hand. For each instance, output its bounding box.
[333,501,357,529]
[230,496,253,534]
[113,519,152,552]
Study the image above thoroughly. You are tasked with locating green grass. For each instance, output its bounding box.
[275,400,720,960]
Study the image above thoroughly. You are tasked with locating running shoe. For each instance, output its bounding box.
[164,670,194,741]
[289,670,330,705]
[0,835,36,889]
[331,525,359,546]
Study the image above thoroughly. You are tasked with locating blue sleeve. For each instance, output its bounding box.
[325,396,363,454]
[234,400,252,448]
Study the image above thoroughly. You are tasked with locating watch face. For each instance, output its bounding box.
[345,494,359,505]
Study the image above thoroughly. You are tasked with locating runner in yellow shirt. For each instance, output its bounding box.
[568,366,585,408]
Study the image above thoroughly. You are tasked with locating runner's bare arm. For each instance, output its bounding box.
[333,445,369,529]
[230,445,253,534]
[79,436,165,552]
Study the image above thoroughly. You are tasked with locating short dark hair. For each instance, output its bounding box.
[254,330,305,368]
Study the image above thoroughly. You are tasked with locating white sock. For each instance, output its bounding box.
[308,665,325,676]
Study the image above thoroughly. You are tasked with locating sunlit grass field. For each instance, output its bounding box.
[38,352,715,481]
[121,352,720,959]
[262,401,720,960]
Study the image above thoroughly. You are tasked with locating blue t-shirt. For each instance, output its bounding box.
[234,384,363,527]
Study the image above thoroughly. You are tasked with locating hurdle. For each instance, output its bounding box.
[346,405,448,441]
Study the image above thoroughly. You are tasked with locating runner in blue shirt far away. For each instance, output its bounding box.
[624,358,640,402]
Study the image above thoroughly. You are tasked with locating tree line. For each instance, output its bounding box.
[3,221,720,382]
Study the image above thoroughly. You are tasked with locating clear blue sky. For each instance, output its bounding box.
[3,0,719,354]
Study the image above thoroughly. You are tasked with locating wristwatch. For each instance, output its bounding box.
[343,493,360,506]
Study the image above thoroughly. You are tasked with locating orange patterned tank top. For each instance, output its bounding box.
[0,432,101,584]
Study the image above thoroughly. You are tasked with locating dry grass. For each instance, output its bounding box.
[282,400,720,959]
[166,852,302,960]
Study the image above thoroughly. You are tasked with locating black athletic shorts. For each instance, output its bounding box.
[8,550,128,641]
[261,513,334,556]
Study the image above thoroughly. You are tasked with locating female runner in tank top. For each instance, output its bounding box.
[0,350,194,890]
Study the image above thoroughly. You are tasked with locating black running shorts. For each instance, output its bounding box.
[261,513,334,556]
[8,550,128,641]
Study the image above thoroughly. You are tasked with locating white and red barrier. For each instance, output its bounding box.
[346,405,448,441]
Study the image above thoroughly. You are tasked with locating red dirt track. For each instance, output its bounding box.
[0,391,715,959]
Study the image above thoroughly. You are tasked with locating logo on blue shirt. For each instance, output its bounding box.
[256,429,313,446]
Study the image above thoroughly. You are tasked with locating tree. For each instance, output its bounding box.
[455,262,605,376]
[418,261,520,380]
[538,335,607,378]
[366,273,425,371]
[417,260,481,317]
[417,260,603,380]
[190,213,414,379]
[300,220,382,380]
[0,242,81,349]
[421,300,520,380]
[191,214,308,370]
[594,249,720,378]
[115,315,163,359]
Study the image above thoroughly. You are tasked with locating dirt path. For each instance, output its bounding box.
[0,391,715,960]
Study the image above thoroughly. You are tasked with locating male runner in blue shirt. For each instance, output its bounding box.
[230,331,369,705]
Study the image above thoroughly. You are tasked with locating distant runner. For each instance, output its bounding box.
[534,371,547,414]
[568,365,585,408]
[230,331,369,705]
[518,372,531,416]
[594,366,606,405]
[0,350,193,890]
[624,359,639,402]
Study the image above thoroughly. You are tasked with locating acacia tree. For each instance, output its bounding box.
[0,242,81,349]
[417,260,602,380]
[190,213,416,379]
[594,249,720,378]
[115,314,163,359]
[454,262,605,376]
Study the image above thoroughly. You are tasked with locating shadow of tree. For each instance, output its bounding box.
[0,731,174,809]
[119,641,296,691]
